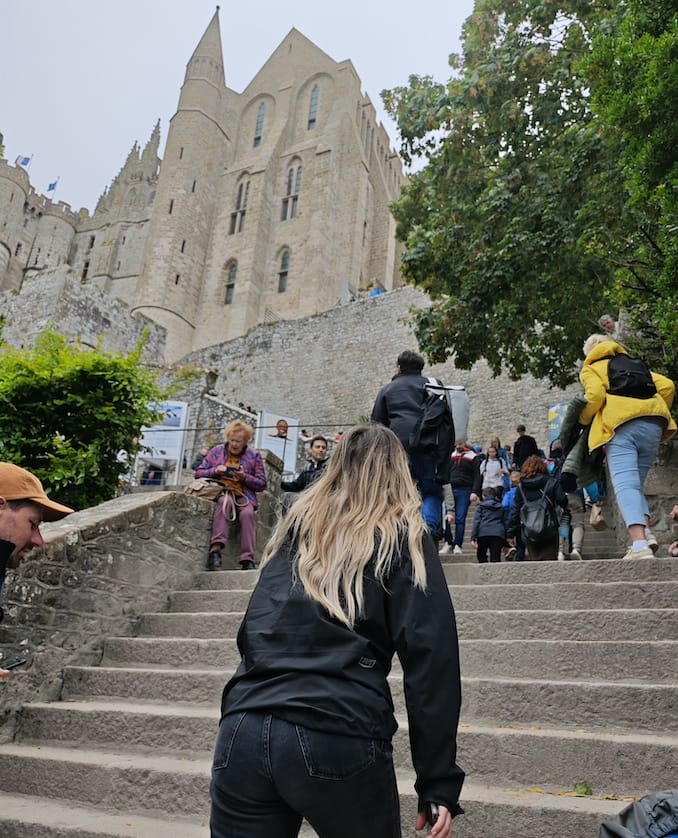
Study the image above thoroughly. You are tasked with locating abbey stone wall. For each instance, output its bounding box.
[179,286,580,450]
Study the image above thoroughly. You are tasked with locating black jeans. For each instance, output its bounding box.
[476,535,503,563]
[210,712,401,838]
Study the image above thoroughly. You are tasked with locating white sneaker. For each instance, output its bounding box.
[569,548,582,561]
[557,551,565,561]
[646,533,659,554]
[439,543,453,555]
[453,545,463,555]
[622,545,654,560]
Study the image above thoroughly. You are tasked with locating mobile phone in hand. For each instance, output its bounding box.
[1,656,27,670]
[424,802,439,827]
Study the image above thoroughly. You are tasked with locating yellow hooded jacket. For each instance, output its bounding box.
[579,339,676,451]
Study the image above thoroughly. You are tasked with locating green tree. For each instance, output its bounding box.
[383,0,676,386]
[0,331,164,510]
[585,0,678,380]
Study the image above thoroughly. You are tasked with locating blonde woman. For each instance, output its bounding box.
[210,424,464,838]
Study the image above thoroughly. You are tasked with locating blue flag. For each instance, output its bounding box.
[47,181,57,191]
[15,155,31,167]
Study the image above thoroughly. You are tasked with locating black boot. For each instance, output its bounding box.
[240,559,256,571]
[207,550,222,571]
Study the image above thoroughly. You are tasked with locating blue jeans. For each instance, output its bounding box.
[452,488,472,547]
[605,418,663,529]
[210,712,400,838]
[409,454,443,539]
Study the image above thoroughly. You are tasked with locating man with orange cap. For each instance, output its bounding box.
[0,463,73,677]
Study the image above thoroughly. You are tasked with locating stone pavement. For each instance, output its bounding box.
[0,493,676,837]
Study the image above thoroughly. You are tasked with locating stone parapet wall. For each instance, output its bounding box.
[0,492,212,721]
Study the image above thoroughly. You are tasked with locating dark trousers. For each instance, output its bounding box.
[452,488,472,547]
[476,536,503,563]
[210,712,401,838]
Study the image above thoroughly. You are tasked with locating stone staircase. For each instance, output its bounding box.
[1,552,677,837]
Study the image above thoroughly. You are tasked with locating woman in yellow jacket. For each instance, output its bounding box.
[579,335,676,559]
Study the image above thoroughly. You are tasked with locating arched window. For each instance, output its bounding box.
[253,102,265,147]
[278,250,289,293]
[281,164,302,221]
[224,262,237,304]
[308,84,319,130]
[230,179,250,234]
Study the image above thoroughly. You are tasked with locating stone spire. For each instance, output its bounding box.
[141,120,161,165]
[94,125,159,214]
[183,7,225,88]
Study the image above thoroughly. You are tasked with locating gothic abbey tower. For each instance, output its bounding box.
[0,9,405,362]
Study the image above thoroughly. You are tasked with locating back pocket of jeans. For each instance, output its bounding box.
[212,712,247,771]
[295,726,379,779]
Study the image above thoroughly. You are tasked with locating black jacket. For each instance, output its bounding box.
[280,458,328,493]
[371,371,429,453]
[449,449,482,493]
[220,534,465,816]
[513,434,539,468]
[507,475,568,538]
[471,497,506,541]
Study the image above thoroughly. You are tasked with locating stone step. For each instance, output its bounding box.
[16,700,678,799]
[0,792,209,838]
[444,557,678,585]
[61,666,678,733]
[0,746,629,838]
[136,606,678,640]
[0,743,210,818]
[170,580,678,613]
[192,557,678,590]
[102,635,678,683]
[460,639,678,682]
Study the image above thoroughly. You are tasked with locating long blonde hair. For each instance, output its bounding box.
[262,424,428,627]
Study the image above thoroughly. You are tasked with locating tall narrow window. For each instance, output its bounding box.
[224,262,237,304]
[278,250,289,293]
[308,84,319,130]
[253,102,265,147]
[230,179,250,234]
[168,199,174,215]
[281,164,302,221]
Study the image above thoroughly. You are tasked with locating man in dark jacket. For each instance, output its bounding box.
[281,436,328,493]
[371,350,444,540]
[512,424,540,469]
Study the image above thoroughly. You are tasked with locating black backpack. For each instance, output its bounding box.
[518,479,559,544]
[604,354,657,400]
[408,378,456,485]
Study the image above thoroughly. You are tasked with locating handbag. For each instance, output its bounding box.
[183,478,223,501]
[590,501,607,531]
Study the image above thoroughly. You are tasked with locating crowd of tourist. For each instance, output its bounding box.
[1,325,676,838]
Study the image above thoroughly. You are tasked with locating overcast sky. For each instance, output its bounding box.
[0,0,475,212]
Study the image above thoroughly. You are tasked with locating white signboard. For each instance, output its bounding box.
[138,401,189,485]
[255,410,299,476]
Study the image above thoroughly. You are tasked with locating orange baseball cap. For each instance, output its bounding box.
[0,463,74,521]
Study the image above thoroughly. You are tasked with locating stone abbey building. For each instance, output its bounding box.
[0,9,405,361]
